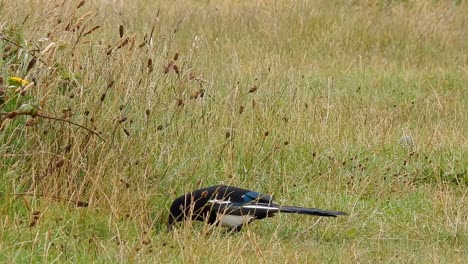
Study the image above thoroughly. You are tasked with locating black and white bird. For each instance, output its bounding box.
[168,185,346,232]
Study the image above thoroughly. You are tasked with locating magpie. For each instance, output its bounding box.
[168,185,346,232]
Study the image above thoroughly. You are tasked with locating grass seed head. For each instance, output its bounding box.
[248,85,258,93]
[147,58,153,72]
[173,64,180,75]
[176,98,184,107]
[76,201,89,207]
[29,219,37,227]
[189,71,196,80]
[190,89,204,99]
[26,58,37,72]
[164,60,174,74]
[55,159,64,168]
[77,0,85,9]
[119,25,124,38]
[83,25,100,37]
[117,38,129,49]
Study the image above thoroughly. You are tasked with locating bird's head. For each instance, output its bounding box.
[167,195,195,229]
[167,189,215,229]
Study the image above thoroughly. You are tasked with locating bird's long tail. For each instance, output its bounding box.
[278,206,347,217]
[238,203,347,217]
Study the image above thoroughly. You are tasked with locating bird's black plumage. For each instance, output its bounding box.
[168,185,346,231]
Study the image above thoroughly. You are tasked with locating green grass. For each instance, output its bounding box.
[0,0,467,263]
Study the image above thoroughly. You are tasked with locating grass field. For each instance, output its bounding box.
[0,0,467,262]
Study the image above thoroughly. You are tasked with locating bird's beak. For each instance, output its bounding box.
[167,218,175,230]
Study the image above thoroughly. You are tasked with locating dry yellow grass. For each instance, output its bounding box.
[0,0,466,262]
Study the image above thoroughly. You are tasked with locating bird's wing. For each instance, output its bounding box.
[207,199,280,219]
[207,185,274,206]
[241,190,274,204]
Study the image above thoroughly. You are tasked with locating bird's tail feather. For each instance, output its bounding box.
[238,203,347,217]
[278,206,347,217]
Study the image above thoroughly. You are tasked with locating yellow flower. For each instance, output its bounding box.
[8,76,30,87]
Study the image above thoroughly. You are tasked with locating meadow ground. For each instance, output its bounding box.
[0,0,467,263]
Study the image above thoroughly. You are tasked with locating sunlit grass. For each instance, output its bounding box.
[0,0,467,263]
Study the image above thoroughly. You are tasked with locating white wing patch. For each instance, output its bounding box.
[208,199,280,211]
[208,199,232,205]
[241,204,280,211]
